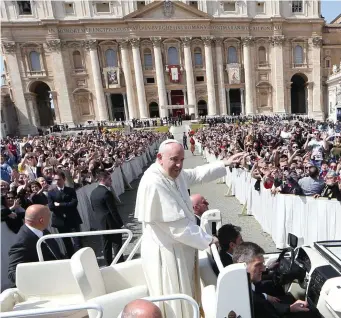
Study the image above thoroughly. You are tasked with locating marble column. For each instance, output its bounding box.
[215,38,227,115]
[271,36,286,114]
[167,91,172,105]
[306,82,314,116]
[24,93,39,127]
[2,41,38,135]
[202,36,217,116]
[181,37,196,117]
[183,89,189,115]
[105,93,114,121]
[150,37,168,118]
[226,88,230,115]
[311,37,324,120]
[242,36,256,115]
[123,93,129,120]
[119,40,136,119]
[49,91,61,124]
[130,38,148,118]
[84,40,108,121]
[240,88,245,115]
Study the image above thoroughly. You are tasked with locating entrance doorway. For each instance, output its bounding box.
[111,94,125,120]
[291,74,307,114]
[197,100,208,116]
[229,89,241,115]
[30,81,54,127]
[149,102,159,118]
[170,90,184,117]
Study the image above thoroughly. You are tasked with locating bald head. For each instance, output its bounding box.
[191,194,209,217]
[121,299,162,318]
[157,140,184,179]
[25,205,51,231]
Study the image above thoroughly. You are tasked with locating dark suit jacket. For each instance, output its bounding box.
[90,185,123,230]
[8,225,63,285]
[48,187,82,228]
[219,250,233,268]
[252,290,290,318]
[195,215,201,226]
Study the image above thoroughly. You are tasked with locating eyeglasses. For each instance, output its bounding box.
[54,178,61,181]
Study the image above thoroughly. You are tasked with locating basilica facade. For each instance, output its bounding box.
[1,0,341,135]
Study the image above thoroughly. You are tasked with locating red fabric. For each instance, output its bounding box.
[190,137,195,145]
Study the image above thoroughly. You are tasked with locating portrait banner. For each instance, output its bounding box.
[227,63,241,84]
[169,65,181,83]
[103,67,120,88]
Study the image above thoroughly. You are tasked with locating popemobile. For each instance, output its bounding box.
[0,210,340,318]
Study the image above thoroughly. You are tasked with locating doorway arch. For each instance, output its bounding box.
[291,74,307,114]
[149,102,159,118]
[29,81,54,127]
[197,100,208,116]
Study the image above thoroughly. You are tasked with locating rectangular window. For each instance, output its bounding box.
[17,1,32,15]
[292,1,303,13]
[196,76,204,82]
[194,53,203,67]
[256,2,265,13]
[325,60,331,68]
[96,2,110,13]
[64,2,75,15]
[146,77,155,84]
[224,1,236,12]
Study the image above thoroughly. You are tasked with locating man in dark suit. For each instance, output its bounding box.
[8,204,63,286]
[232,242,320,318]
[48,171,83,258]
[90,171,124,265]
[217,223,243,267]
[190,194,209,226]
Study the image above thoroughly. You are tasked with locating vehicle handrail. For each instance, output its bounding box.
[126,236,142,261]
[211,243,224,273]
[36,229,133,264]
[0,303,103,318]
[143,294,200,318]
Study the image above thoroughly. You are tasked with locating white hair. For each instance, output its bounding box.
[158,139,182,154]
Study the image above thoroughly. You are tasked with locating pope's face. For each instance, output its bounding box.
[158,143,185,179]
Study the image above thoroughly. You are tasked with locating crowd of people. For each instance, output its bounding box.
[195,115,341,200]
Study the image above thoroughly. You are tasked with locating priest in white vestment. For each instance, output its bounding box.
[135,139,243,318]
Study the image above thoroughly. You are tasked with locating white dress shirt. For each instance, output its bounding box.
[25,224,43,238]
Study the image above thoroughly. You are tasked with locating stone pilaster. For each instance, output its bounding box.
[242,36,255,115]
[105,93,114,121]
[240,88,245,115]
[24,93,39,127]
[214,38,227,115]
[49,91,61,124]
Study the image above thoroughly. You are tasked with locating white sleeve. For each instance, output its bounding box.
[183,161,227,187]
[154,218,213,251]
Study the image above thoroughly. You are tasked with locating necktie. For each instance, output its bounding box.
[42,230,59,260]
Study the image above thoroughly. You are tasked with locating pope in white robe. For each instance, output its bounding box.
[135,139,243,318]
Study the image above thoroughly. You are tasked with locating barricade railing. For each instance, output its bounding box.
[37,229,133,264]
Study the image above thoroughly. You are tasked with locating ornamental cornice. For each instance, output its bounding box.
[181,36,192,48]
[312,36,323,48]
[83,39,98,51]
[130,38,140,48]
[46,39,62,52]
[269,35,285,46]
[150,37,162,48]
[2,41,17,54]
[202,36,215,47]
[241,36,254,46]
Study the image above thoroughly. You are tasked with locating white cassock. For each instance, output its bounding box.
[135,161,227,318]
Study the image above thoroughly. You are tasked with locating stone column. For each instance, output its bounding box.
[130,38,148,118]
[226,88,230,115]
[46,39,76,126]
[49,91,61,124]
[240,88,245,115]
[183,89,189,115]
[2,41,38,135]
[24,93,39,127]
[150,37,168,118]
[122,93,129,120]
[215,38,227,115]
[270,36,286,114]
[181,37,196,117]
[202,36,217,116]
[286,82,292,114]
[306,82,314,116]
[242,36,256,115]
[311,37,324,120]
[84,40,108,121]
[167,91,172,105]
[119,40,137,119]
[105,93,114,121]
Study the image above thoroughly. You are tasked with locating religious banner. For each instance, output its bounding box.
[168,65,181,83]
[103,67,120,88]
[226,63,241,84]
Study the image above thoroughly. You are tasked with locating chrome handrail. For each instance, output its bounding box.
[36,229,133,264]
[0,303,103,318]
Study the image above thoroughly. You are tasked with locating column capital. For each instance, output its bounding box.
[226,87,230,92]
[83,39,98,51]
[202,36,214,47]
[2,41,17,55]
[46,39,62,52]
[214,38,223,47]
[130,38,140,48]
[312,36,323,48]
[118,38,130,49]
[240,87,245,92]
[181,36,192,48]
[49,91,58,98]
[241,36,254,47]
[269,35,285,46]
[306,82,314,89]
[150,37,162,48]
[24,92,36,101]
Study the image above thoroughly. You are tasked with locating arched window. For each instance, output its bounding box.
[105,49,117,67]
[227,46,237,64]
[294,45,303,64]
[72,51,82,69]
[194,47,203,67]
[258,46,266,64]
[168,47,179,65]
[144,48,153,69]
[29,51,41,71]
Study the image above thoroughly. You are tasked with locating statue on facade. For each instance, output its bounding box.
[333,64,338,75]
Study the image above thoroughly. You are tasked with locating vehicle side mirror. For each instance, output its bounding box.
[287,233,304,248]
